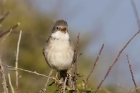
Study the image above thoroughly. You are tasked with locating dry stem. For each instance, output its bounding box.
[95,30,140,93]
[126,55,139,93]
[102,88,111,93]
[42,69,53,92]
[15,31,22,93]
[131,0,140,29]
[3,64,54,79]
[117,83,128,92]
[0,11,9,23]
[63,77,67,93]
[0,57,9,93]
[129,86,140,93]
[73,33,80,92]
[0,29,13,46]
[8,73,15,93]
[0,23,20,38]
[86,43,104,88]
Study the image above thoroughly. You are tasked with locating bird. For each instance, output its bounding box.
[43,20,74,82]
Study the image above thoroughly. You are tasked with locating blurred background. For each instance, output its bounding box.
[0,0,140,93]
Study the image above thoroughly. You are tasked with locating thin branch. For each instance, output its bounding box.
[63,77,67,93]
[8,73,14,93]
[0,29,13,46]
[129,86,140,93]
[15,31,22,93]
[3,64,54,79]
[73,33,80,92]
[102,88,111,93]
[85,43,104,88]
[126,55,139,93]
[0,29,47,40]
[0,23,20,38]
[0,11,9,23]
[131,0,140,29]
[117,83,128,92]
[0,57,9,93]
[9,30,46,40]
[95,30,140,93]
[42,69,53,92]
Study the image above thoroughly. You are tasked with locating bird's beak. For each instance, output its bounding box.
[60,28,67,33]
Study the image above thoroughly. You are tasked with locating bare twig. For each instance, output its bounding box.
[117,83,128,92]
[0,23,20,38]
[73,33,80,92]
[95,30,140,93]
[102,88,111,93]
[15,31,22,93]
[129,86,140,93]
[8,73,15,93]
[85,43,104,88]
[63,77,67,93]
[0,29,12,46]
[131,0,140,29]
[3,64,54,79]
[0,57,9,93]
[42,69,53,92]
[126,55,139,93]
[0,11,9,23]
[0,30,46,40]
[9,31,46,40]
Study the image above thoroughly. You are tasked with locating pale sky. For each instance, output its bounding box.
[30,0,140,88]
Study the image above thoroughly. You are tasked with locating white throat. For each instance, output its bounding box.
[51,31,69,40]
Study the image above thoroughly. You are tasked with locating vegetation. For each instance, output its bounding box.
[0,1,140,93]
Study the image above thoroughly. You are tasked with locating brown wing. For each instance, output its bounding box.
[42,36,52,67]
[69,39,75,64]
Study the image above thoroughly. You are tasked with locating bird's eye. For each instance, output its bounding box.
[56,27,59,30]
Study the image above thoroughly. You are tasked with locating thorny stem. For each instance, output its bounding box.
[85,43,104,88]
[126,55,139,93]
[0,57,9,93]
[95,30,140,93]
[74,33,80,92]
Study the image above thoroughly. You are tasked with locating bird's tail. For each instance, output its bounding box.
[60,70,67,81]
[60,70,74,88]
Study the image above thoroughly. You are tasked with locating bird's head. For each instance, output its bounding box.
[51,20,69,40]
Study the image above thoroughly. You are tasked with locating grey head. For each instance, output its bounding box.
[52,20,68,33]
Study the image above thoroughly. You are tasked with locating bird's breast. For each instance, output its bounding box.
[44,39,74,71]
